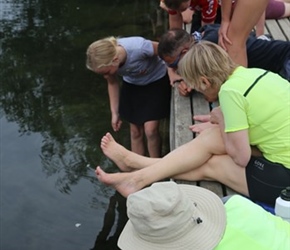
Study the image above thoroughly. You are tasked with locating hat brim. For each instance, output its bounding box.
[118,183,226,250]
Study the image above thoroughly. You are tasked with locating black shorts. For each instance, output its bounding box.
[246,156,290,205]
[119,73,171,125]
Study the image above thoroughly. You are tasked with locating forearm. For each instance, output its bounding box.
[167,68,182,85]
[255,11,265,37]
[220,0,232,22]
[218,119,251,167]
[107,81,120,115]
[169,13,183,29]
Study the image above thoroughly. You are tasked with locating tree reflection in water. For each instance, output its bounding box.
[0,0,169,248]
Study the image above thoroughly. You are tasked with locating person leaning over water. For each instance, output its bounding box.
[95,41,290,206]
[158,26,290,96]
[86,36,171,158]
[160,0,219,31]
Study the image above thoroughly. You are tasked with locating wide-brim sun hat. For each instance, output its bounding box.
[118,181,226,250]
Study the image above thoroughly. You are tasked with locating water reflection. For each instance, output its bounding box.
[1,0,168,249]
[91,191,128,250]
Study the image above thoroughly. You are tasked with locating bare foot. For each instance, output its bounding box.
[95,166,141,197]
[100,133,133,171]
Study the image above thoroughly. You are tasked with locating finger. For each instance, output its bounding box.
[222,32,232,45]
[219,37,227,51]
[193,115,210,122]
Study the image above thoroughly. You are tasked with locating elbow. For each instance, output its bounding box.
[233,157,249,168]
[226,146,250,168]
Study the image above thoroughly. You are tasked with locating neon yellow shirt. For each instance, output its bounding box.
[215,195,290,250]
[219,67,290,168]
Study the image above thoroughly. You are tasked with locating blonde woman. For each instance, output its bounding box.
[86,37,171,157]
[95,41,290,206]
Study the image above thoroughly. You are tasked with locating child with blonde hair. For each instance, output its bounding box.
[86,36,171,157]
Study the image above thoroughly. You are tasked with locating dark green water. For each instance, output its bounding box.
[0,1,169,249]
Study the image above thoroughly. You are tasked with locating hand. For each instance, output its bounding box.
[189,122,217,134]
[160,1,169,11]
[193,114,211,123]
[218,21,232,51]
[209,107,223,124]
[111,114,122,132]
[177,80,192,97]
[168,68,182,87]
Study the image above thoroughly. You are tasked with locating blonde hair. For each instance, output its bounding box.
[86,36,118,71]
[178,41,238,90]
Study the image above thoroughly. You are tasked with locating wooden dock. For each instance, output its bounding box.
[170,17,290,197]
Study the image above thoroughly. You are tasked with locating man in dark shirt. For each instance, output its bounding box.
[158,24,290,96]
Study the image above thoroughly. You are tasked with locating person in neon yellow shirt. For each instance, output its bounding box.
[94,41,290,206]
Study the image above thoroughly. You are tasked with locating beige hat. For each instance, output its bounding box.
[118,181,226,250]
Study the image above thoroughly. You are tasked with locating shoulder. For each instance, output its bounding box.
[118,37,149,47]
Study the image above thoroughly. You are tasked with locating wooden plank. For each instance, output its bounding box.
[199,181,224,197]
[265,19,287,41]
[277,18,290,41]
[263,23,270,37]
[169,84,193,150]
[191,91,210,117]
[169,89,176,150]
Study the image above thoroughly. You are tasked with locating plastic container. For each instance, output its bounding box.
[274,187,290,223]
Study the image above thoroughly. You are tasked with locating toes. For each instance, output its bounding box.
[107,132,114,142]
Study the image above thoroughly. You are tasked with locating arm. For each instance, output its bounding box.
[168,68,192,96]
[219,0,233,49]
[105,74,122,132]
[169,13,184,29]
[159,0,183,29]
[255,11,265,37]
[151,41,159,55]
[182,8,194,24]
[220,0,232,23]
[210,107,251,167]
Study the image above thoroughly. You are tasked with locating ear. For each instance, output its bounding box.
[182,48,189,54]
[200,76,211,90]
[112,56,119,63]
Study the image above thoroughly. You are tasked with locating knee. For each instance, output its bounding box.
[130,127,143,140]
[144,127,159,140]
[144,122,160,139]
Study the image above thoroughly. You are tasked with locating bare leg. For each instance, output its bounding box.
[173,154,249,196]
[96,127,228,197]
[282,2,290,17]
[144,120,161,158]
[100,132,161,171]
[130,123,145,156]
[226,0,269,66]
